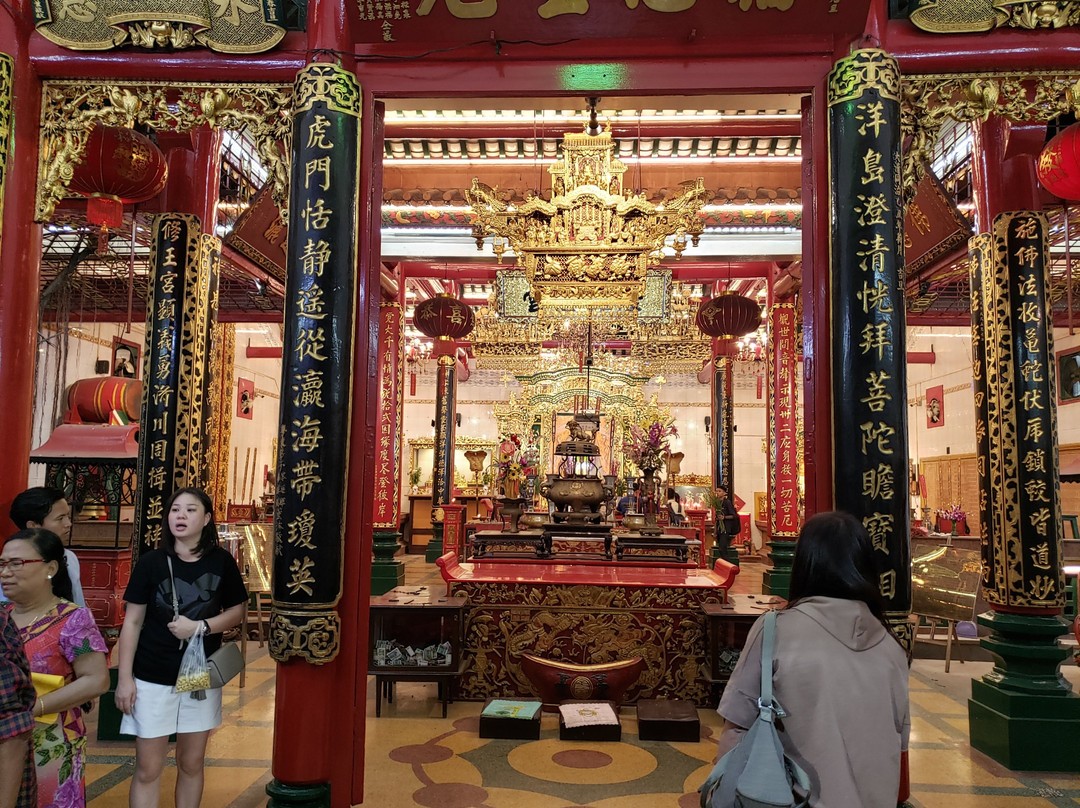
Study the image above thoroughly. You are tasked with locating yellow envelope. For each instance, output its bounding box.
[30,672,65,724]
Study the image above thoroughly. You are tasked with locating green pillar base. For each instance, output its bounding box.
[710,533,740,568]
[371,530,405,596]
[967,610,1080,772]
[98,668,173,742]
[97,668,129,741]
[762,539,796,599]
[425,521,445,563]
[266,779,331,808]
[969,679,1080,771]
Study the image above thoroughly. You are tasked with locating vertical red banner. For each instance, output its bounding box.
[373,303,404,528]
[769,303,800,537]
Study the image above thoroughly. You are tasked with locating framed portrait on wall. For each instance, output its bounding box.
[926,384,944,428]
[111,337,140,379]
[1058,347,1080,405]
[237,377,255,419]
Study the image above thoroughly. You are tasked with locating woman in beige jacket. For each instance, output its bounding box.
[716,511,910,807]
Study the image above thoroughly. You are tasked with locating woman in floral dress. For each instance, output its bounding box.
[1,528,109,808]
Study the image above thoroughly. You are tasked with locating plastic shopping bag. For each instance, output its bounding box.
[175,633,211,693]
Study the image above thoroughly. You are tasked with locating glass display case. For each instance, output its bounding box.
[368,586,467,717]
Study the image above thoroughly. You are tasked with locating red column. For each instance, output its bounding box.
[0,4,42,527]
[161,126,224,226]
[268,0,368,802]
[971,117,1042,232]
[801,81,832,517]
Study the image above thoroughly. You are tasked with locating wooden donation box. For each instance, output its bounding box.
[637,698,700,742]
[702,594,785,689]
[368,586,467,717]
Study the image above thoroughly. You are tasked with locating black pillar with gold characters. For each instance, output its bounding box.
[828,48,912,649]
[429,350,458,562]
[185,233,220,490]
[967,212,1080,771]
[265,62,362,808]
[412,292,475,563]
[132,213,217,560]
[197,234,222,493]
[270,62,359,665]
[711,354,738,566]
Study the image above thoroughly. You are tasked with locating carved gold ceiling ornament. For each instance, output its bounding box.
[32,0,286,53]
[36,80,292,224]
[466,99,708,311]
[909,0,1080,31]
[471,279,710,378]
[900,71,1080,199]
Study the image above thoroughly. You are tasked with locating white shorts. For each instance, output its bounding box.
[120,678,223,738]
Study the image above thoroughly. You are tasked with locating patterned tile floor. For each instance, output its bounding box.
[80,554,1080,807]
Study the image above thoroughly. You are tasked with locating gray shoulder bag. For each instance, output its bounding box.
[699,609,811,808]
[166,555,245,690]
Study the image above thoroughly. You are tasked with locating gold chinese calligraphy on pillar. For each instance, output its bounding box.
[768,303,800,537]
[970,212,1065,609]
[271,63,362,665]
[0,54,11,253]
[829,49,912,647]
[373,303,404,528]
[133,214,208,559]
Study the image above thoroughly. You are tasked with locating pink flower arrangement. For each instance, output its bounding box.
[936,504,966,523]
[623,420,678,471]
[497,434,539,498]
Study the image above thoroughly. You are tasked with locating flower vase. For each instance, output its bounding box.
[499,496,524,534]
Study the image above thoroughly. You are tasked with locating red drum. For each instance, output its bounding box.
[67,376,142,423]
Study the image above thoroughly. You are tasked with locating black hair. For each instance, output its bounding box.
[787,510,890,628]
[5,528,74,601]
[160,487,219,557]
[9,487,67,530]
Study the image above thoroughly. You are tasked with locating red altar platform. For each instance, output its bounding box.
[436,552,739,706]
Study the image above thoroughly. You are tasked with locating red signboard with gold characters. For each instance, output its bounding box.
[373,303,404,529]
[355,0,872,49]
[769,303,799,537]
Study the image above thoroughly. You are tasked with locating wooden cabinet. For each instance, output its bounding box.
[405,495,435,553]
[702,595,785,696]
[922,454,981,536]
[368,587,467,716]
[405,494,493,553]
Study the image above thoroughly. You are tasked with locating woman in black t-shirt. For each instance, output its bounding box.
[115,487,247,808]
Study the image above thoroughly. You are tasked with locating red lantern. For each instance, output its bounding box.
[696,293,762,338]
[413,293,475,342]
[1038,123,1080,200]
[68,126,168,248]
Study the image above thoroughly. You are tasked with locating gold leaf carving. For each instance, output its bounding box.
[37,80,292,224]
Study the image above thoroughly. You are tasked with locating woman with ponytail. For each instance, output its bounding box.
[1,528,108,808]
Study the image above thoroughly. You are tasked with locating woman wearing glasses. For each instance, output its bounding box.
[1,528,108,808]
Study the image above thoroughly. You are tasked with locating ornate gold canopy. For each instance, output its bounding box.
[466,118,708,310]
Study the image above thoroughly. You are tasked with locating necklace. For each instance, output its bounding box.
[13,597,58,629]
